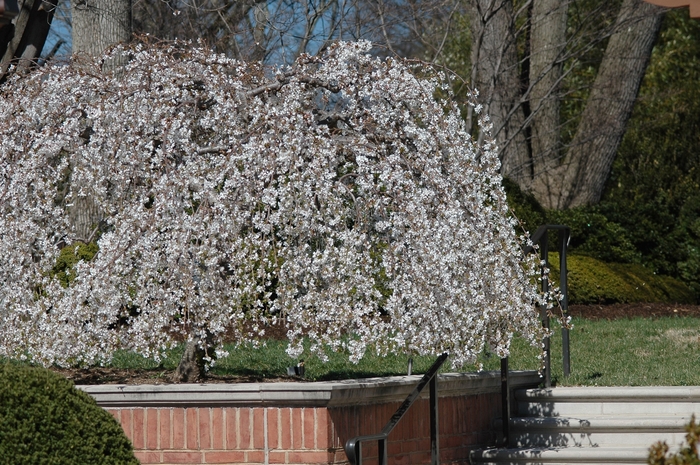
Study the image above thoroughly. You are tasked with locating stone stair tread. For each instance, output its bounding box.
[516,386,700,402]
[510,414,695,430]
[471,445,650,462]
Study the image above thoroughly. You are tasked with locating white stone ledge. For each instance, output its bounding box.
[79,370,541,408]
[517,386,700,402]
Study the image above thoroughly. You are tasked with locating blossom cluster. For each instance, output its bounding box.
[0,41,549,368]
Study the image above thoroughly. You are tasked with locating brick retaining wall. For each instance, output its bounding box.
[81,371,540,465]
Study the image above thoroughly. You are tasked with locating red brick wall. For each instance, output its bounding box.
[105,393,501,465]
[328,393,501,465]
[107,407,334,465]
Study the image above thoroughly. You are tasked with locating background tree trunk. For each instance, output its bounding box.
[474,0,664,209]
[528,0,568,208]
[0,0,56,79]
[72,0,131,58]
[469,0,530,185]
[553,0,663,209]
[69,0,131,240]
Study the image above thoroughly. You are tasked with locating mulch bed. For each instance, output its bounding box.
[54,366,293,385]
[567,303,700,320]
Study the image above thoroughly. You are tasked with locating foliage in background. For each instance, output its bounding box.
[50,241,99,287]
[0,363,138,464]
[602,9,700,297]
[503,12,700,302]
[649,415,700,465]
[503,176,698,304]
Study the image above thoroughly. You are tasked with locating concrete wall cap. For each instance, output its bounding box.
[79,370,541,408]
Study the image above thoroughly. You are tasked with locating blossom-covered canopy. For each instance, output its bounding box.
[0,41,547,368]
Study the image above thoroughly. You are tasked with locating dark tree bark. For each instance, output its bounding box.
[528,0,568,204]
[0,0,56,80]
[544,0,664,209]
[171,335,216,384]
[469,0,530,184]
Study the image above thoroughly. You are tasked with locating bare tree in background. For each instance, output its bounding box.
[467,0,665,209]
[0,0,59,79]
[161,0,661,211]
[130,0,460,63]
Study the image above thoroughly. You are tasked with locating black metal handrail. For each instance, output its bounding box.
[501,224,570,445]
[344,352,449,465]
[525,224,571,386]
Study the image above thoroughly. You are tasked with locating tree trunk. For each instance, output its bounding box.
[68,0,131,237]
[468,0,663,210]
[171,335,216,384]
[552,0,663,209]
[469,0,530,186]
[0,0,56,80]
[528,0,568,208]
[72,0,131,61]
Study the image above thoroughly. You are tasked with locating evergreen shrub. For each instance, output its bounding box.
[548,254,695,305]
[0,363,138,465]
[504,178,699,304]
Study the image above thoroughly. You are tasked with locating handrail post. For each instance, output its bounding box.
[559,228,571,377]
[430,372,439,464]
[540,230,552,388]
[523,225,571,385]
[379,438,387,465]
[500,357,510,446]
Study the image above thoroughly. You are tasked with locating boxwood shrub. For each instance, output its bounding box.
[548,253,696,305]
[0,363,138,464]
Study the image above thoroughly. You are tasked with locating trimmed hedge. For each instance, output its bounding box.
[0,363,138,464]
[548,253,696,305]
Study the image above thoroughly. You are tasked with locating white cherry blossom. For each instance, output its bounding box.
[0,41,550,369]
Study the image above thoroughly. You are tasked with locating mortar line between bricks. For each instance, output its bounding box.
[208,407,213,451]
[182,408,187,450]
[313,408,317,450]
[236,408,240,449]
[277,408,282,452]
[169,408,173,451]
[222,407,227,450]
[264,408,269,465]
[301,407,305,449]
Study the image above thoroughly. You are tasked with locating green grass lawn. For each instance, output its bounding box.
[106,316,700,386]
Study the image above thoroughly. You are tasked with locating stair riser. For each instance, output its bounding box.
[510,430,689,448]
[517,402,700,416]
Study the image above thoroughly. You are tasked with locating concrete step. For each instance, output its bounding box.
[516,387,700,417]
[470,446,649,464]
[509,415,691,448]
[471,387,700,464]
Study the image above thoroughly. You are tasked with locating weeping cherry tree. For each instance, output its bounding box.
[0,41,552,381]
